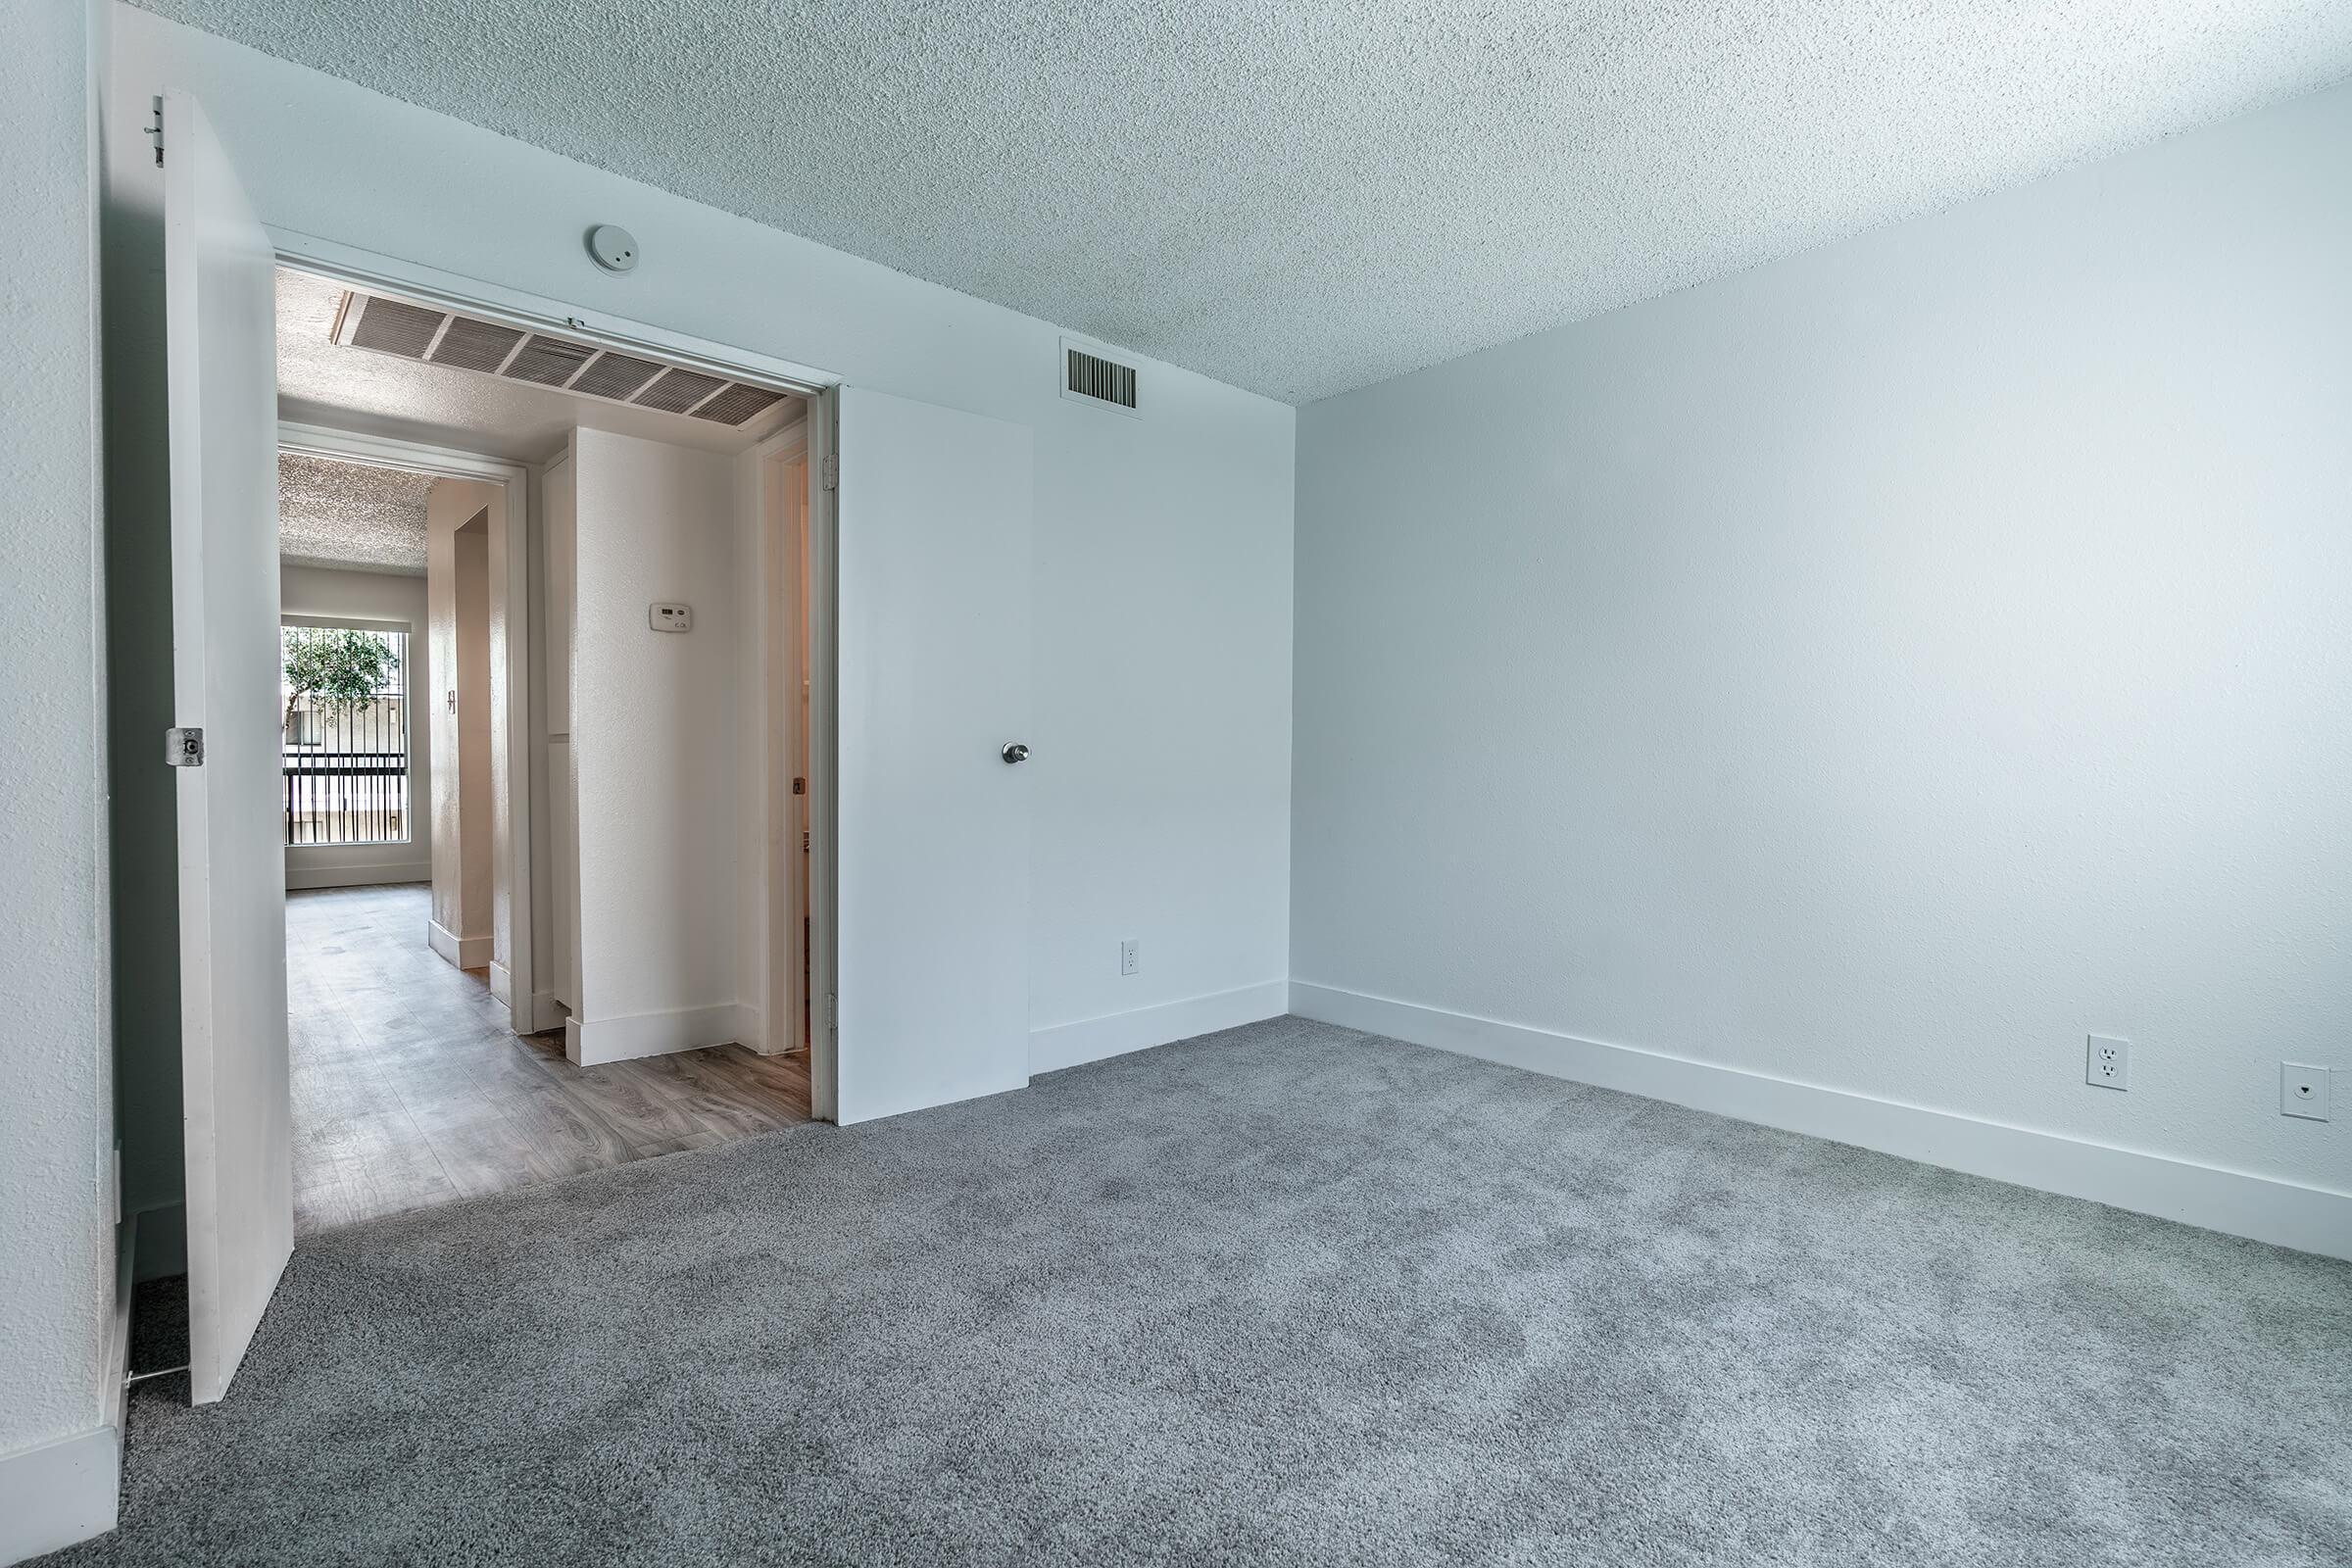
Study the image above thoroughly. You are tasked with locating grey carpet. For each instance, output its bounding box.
[48,1017,2352,1567]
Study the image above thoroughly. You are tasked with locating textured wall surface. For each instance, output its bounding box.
[0,0,114,1459]
[127,0,2352,401]
[1295,79,2352,1196]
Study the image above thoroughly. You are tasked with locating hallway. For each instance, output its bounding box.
[289,883,809,1234]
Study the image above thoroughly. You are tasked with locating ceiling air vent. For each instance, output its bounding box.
[429,316,526,373]
[347,295,444,358]
[1061,339,1140,416]
[634,367,728,416]
[692,383,785,425]
[328,288,797,429]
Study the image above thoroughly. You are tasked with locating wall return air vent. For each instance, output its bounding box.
[331,291,790,428]
[1060,337,1140,417]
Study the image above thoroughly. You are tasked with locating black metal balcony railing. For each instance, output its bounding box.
[283,693,411,847]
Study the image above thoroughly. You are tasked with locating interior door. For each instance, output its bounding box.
[833,388,1034,1123]
[164,89,293,1404]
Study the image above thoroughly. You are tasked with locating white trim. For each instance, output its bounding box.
[0,1426,119,1565]
[268,228,838,399]
[566,1003,744,1065]
[1290,982,2352,1262]
[488,960,512,1004]
[277,421,522,483]
[107,1213,136,1436]
[280,610,414,632]
[524,990,564,1036]
[1030,981,1291,1076]
[733,1002,767,1054]
[804,390,841,1122]
[426,919,492,970]
[284,859,428,891]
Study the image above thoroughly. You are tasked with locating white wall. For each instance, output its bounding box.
[0,0,119,1556]
[104,0,1295,1080]
[1295,81,2352,1216]
[423,478,497,955]
[566,429,745,1060]
[278,563,431,888]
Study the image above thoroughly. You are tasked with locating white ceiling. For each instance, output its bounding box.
[278,452,431,573]
[276,269,800,462]
[161,2,2352,404]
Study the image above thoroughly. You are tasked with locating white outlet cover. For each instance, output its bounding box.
[2281,1062,2330,1121]
[2085,1034,2130,1092]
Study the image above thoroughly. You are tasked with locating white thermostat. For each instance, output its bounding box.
[649,602,692,632]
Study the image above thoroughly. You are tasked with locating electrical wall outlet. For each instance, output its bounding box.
[2281,1063,2330,1121]
[1119,939,1139,977]
[2085,1035,2130,1092]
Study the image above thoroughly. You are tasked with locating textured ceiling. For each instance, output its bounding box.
[277,269,799,461]
[152,1,2352,403]
[278,452,432,572]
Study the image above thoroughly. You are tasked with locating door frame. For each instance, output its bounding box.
[746,413,841,1117]
[270,233,841,1104]
[277,419,540,1026]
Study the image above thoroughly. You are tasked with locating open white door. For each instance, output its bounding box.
[833,388,1034,1123]
[164,90,293,1404]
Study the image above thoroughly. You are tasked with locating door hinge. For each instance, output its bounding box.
[820,453,839,492]
[166,727,204,767]
[146,96,165,168]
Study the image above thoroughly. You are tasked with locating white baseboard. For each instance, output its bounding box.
[284,860,428,891]
[1030,980,1290,1076]
[567,1002,742,1066]
[426,919,492,971]
[731,1003,768,1054]
[489,961,512,1005]
[0,1425,119,1566]
[1290,982,2352,1262]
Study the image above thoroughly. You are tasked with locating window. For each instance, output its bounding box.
[280,621,411,846]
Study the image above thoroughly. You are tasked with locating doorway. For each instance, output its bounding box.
[268,263,830,1236]
[155,86,1035,1406]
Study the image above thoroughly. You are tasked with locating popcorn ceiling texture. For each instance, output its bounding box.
[277,453,432,573]
[135,1,2352,402]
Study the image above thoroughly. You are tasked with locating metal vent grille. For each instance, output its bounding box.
[691,383,786,425]
[634,367,727,415]
[1065,346,1138,412]
[569,351,664,403]
[349,297,444,358]
[329,289,797,434]
[504,335,598,388]
[429,316,525,374]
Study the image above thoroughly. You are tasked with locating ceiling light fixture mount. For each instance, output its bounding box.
[586,223,639,273]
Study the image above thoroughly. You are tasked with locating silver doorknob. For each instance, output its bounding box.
[1002,743,1030,764]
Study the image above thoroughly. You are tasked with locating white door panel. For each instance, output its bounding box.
[164,90,292,1404]
[833,389,1033,1123]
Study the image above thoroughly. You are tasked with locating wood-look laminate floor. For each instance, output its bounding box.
[288,882,809,1236]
